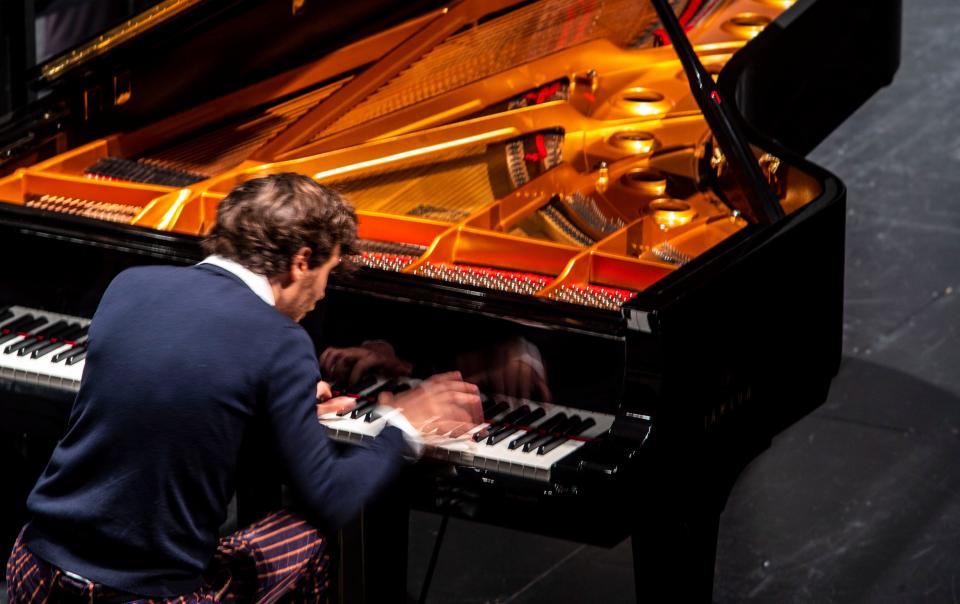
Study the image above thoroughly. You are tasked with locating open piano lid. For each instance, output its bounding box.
[0,0,900,320]
[13,0,450,128]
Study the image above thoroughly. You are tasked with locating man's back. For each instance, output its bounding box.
[23,263,319,596]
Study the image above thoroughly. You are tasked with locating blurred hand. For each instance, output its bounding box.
[316,396,357,417]
[315,380,357,416]
[382,372,483,438]
[459,339,551,402]
[319,340,412,386]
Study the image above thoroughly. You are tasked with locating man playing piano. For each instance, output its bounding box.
[5,173,482,603]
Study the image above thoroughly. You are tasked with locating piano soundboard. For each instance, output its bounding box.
[318,378,616,483]
[0,306,89,393]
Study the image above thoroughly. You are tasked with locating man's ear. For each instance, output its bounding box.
[288,246,313,281]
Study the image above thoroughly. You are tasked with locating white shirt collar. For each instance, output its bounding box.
[198,255,275,306]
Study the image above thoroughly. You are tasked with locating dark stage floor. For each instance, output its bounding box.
[403,2,960,603]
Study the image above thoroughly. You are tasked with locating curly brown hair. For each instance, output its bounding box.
[201,173,358,277]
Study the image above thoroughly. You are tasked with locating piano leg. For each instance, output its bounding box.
[631,500,721,602]
[630,421,774,602]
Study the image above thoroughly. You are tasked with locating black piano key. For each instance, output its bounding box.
[536,417,596,456]
[64,346,88,366]
[349,398,377,419]
[362,382,409,421]
[328,374,375,397]
[65,350,88,365]
[31,325,86,358]
[0,308,12,323]
[480,396,495,414]
[486,407,545,445]
[5,320,67,354]
[389,383,412,395]
[474,405,530,442]
[0,316,47,346]
[345,374,379,396]
[335,398,360,417]
[19,322,75,356]
[523,414,581,452]
[31,340,67,359]
[3,340,24,354]
[52,345,82,363]
[62,324,89,343]
[0,313,35,334]
[508,412,567,450]
[483,401,509,421]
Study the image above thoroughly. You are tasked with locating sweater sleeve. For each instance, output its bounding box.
[262,326,409,530]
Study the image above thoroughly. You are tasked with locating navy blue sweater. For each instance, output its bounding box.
[23,263,408,597]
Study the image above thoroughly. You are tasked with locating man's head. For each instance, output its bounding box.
[202,173,358,321]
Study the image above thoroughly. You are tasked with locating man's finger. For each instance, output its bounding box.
[435,397,476,424]
[518,361,533,400]
[435,421,473,438]
[534,373,552,402]
[446,421,475,438]
[320,348,345,372]
[316,381,333,402]
[316,396,357,417]
[430,379,480,396]
[451,393,484,424]
[425,371,463,384]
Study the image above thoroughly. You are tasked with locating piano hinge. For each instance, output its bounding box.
[626,309,652,333]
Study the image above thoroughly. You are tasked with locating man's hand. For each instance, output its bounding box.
[381,372,482,437]
[315,380,357,416]
[319,340,412,386]
[458,338,551,402]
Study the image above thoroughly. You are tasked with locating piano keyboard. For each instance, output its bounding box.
[319,379,614,483]
[0,306,90,392]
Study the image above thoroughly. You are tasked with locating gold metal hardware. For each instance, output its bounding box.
[618,87,672,117]
[710,145,726,178]
[113,72,131,106]
[721,13,772,39]
[608,131,657,155]
[621,169,667,196]
[649,198,697,228]
[595,161,610,194]
[759,153,783,194]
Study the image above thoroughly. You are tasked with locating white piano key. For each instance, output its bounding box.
[318,383,614,483]
[0,306,89,392]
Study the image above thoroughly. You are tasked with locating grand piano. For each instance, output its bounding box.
[0,0,900,600]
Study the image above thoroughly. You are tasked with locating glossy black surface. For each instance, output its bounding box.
[721,0,902,157]
[405,2,946,601]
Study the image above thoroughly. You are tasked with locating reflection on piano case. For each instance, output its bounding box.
[0,0,900,600]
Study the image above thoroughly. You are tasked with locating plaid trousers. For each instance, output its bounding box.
[5,509,330,603]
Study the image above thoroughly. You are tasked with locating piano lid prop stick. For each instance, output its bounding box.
[649,0,784,224]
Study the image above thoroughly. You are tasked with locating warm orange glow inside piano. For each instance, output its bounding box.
[0,0,826,311]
